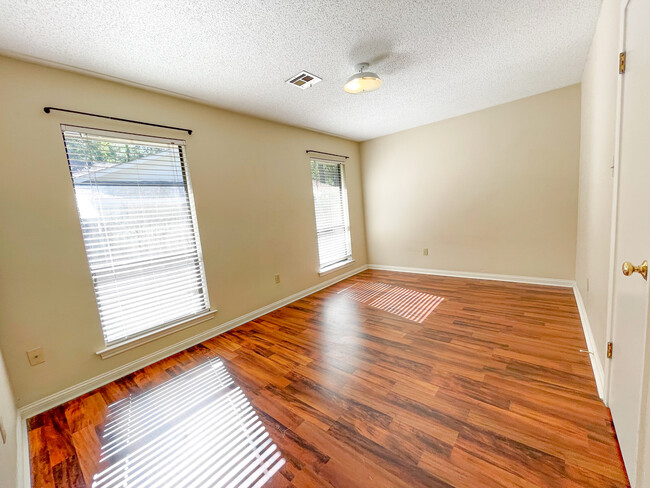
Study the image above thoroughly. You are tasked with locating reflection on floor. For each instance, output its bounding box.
[93,359,284,488]
[27,270,630,487]
[339,281,444,323]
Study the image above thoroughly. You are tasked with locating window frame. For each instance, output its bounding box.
[309,157,354,275]
[60,125,214,357]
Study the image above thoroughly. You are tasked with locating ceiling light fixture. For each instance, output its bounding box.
[344,63,382,94]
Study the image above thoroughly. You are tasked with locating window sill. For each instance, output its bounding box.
[319,258,356,277]
[96,309,217,359]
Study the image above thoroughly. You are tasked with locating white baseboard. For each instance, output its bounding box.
[368,264,606,402]
[17,264,368,420]
[367,264,575,287]
[572,284,606,402]
[14,263,605,487]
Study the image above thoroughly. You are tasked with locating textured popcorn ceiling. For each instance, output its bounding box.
[0,0,601,141]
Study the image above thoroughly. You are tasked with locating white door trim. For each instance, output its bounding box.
[603,0,631,407]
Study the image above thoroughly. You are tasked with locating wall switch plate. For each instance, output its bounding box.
[274,274,281,284]
[27,347,45,366]
[423,248,429,256]
[0,417,6,444]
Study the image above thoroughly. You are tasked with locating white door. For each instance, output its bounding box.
[608,0,650,485]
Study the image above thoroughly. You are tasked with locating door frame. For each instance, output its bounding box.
[603,0,630,408]
[603,0,650,485]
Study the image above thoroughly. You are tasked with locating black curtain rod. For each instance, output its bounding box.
[306,150,349,159]
[43,107,193,135]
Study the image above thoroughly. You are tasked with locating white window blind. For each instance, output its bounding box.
[61,126,210,345]
[310,158,352,270]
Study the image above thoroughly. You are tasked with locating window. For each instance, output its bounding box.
[310,158,352,272]
[61,126,210,346]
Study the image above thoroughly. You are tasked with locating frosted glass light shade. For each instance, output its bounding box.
[344,71,382,94]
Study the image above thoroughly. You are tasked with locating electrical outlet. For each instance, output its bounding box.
[423,248,429,256]
[274,274,281,284]
[27,347,45,366]
[0,417,6,445]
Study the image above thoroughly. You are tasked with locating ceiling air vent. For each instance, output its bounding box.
[286,71,322,90]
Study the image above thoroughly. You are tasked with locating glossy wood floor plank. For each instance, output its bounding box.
[28,270,629,487]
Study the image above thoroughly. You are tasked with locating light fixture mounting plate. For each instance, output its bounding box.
[354,63,370,72]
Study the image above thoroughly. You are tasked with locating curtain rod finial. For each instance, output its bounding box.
[43,107,51,113]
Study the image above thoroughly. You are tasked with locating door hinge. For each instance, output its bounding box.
[607,341,613,358]
[619,52,626,74]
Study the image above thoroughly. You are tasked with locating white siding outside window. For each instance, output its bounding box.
[61,126,210,346]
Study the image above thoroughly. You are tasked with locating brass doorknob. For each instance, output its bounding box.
[622,260,648,280]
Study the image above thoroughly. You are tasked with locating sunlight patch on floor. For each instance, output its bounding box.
[339,281,444,323]
[93,358,285,488]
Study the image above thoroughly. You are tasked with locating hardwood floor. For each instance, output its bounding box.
[28,270,629,487]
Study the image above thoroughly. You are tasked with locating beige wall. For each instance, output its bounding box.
[360,85,581,280]
[0,55,367,407]
[0,348,17,487]
[575,0,619,373]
